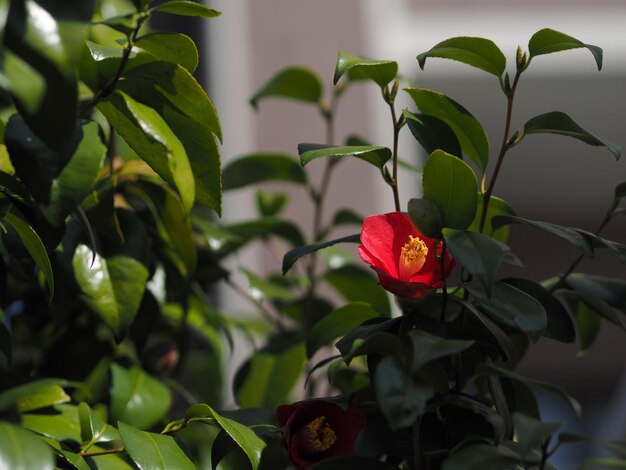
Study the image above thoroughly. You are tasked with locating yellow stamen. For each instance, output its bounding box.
[298,416,337,455]
[399,235,428,281]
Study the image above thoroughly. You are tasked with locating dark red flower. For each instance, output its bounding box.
[276,400,366,469]
[358,212,455,298]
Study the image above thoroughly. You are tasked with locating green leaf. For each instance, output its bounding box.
[149,1,221,18]
[409,331,473,372]
[503,278,575,343]
[468,195,516,243]
[73,245,149,338]
[110,364,171,430]
[523,111,620,160]
[255,191,287,217]
[513,412,561,457]
[573,299,603,353]
[223,153,306,190]
[558,432,626,458]
[465,281,547,341]
[334,50,397,87]
[250,66,323,108]
[474,363,581,418]
[405,88,489,171]
[563,273,626,314]
[235,341,305,410]
[403,111,462,158]
[6,117,107,226]
[417,36,506,78]
[78,402,119,447]
[528,28,602,70]
[443,229,520,295]
[135,32,199,72]
[3,211,54,298]
[16,384,70,413]
[407,198,443,238]
[3,0,77,151]
[579,458,626,469]
[0,422,54,470]
[330,208,363,228]
[422,149,478,230]
[374,356,433,430]
[225,217,305,253]
[21,403,81,442]
[121,55,222,143]
[100,91,195,213]
[282,233,360,275]
[182,404,266,470]
[442,443,521,470]
[324,264,391,316]
[118,422,195,470]
[242,269,294,301]
[0,379,68,412]
[306,302,382,357]
[560,290,624,330]
[298,144,391,171]
[492,215,594,257]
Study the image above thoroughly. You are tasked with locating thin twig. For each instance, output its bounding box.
[387,85,402,212]
[224,277,286,331]
[79,447,125,458]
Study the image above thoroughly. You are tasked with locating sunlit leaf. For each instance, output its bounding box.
[528,28,602,70]
[250,66,323,108]
[334,50,397,87]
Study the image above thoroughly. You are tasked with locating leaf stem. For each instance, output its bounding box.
[79,13,148,118]
[439,240,448,323]
[79,447,124,457]
[539,437,552,470]
[386,85,402,212]
[549,210,613,293]
[479,70,522,233]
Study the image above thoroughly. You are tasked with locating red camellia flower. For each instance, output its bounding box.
[358,212,455,298]
[276,400,366,469]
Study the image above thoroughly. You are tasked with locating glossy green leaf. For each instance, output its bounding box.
[374,356,433,430]
[330,208,363,228]
[135,32,199,72]
[78,402,119,447]
[255,191,288,217]
[334,50,397,87]
[307,302,382,357]
[563,273,626,314]
[100,91,195,213]
[223,153,306,190]
[298,144,391,171]
[474,363,581,418]
[466,281,547,341]
[409,331,473,372]
[182,404,266,470]
[0,422,54,470]
[93,13,137,35]
[573,299,603,353]
[0,379,68,412]
[126,182,197,277]
[110,364,171,430]
[242,268,294,301]
[3,211,54,298]
[282,233,360,274]
[16,384,70,413]
[560,290,624,330]
[21,404,81,442]
[118,422,195,470]
[403,111,462,158]
[528,28,602,70]
[422,150,478,230]
[149,1,221,18]
[250,66,323,108]
[6,117,107,226]
[407,198,443,238]
[492,215,594,257]
[513,412,561,456]
[216,449,250,470]
[442,443,521,470]
[443,229,520,295]
[339,331,404,366]
[226,218,305,252]
[417,36,506,77]
[578,229,626,263]
[468,195,516,243]
[73,244,149,338]
[122,60,222,142]
[503,278,575,343]
[3,0,77,151]
[405,88,489,171]
[324,264,391,316]
[235,342,305,410]
[523,112,620,160]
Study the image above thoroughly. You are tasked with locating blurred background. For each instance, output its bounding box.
[165,0,626,466]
